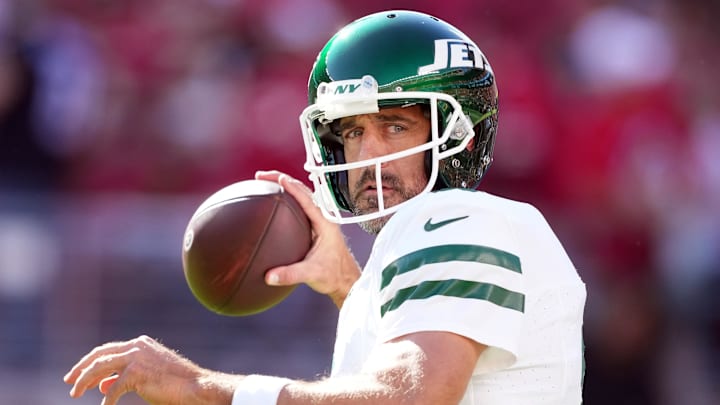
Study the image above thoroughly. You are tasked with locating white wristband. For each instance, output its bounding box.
[232,374,292,405]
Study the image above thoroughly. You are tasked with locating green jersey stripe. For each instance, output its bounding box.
[381,244,521,290]
[380,279,525,317]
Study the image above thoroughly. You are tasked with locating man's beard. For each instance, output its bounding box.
[349,168,424,235]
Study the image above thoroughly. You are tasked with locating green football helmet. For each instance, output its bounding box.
[300,10,498,224]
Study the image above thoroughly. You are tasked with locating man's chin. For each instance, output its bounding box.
[351,204,393,235]
[358,215,391,235]
[351,195,406,234]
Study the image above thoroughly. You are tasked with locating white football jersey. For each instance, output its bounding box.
[331,189,586,404]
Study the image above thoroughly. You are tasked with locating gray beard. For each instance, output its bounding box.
[348,168,425,235]
[356,211,392,235]
[351,194,404,235]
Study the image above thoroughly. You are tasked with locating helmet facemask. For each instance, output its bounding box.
[300,75,479,225]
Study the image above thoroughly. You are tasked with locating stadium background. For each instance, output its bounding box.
[0,0,718,403]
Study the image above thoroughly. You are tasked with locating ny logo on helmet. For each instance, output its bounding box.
[418,39,492,75]
[334,83,361,95]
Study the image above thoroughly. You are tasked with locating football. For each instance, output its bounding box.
[181,179,312,316]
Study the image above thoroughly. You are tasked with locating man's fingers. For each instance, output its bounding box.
[265,263,306,286]
[65,341,126,384]
[64,335,200,405]
[277,174,330,226]
[101,372,132,405]
[254,170,285,183]
[70,348,138,398]
[99,374,119,395]
[266,261,322,286]
[64,335,152,384]
[256,170,326,223]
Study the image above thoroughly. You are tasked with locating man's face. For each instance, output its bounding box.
[337,105,430,234]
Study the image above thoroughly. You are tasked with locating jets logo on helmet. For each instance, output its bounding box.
[418,39,493,75]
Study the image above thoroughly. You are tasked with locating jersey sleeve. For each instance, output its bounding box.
[374,190,526,373]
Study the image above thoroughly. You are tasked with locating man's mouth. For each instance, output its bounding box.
[351,170,402,204]
[362,184,394,194]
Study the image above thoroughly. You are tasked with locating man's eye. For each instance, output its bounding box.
[388,125,405,133]
[343,129,363,140]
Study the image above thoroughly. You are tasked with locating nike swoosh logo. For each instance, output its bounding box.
[424,215,469,232]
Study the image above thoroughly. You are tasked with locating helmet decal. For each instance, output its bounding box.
[316,75,380,122]
[418,39,493,75]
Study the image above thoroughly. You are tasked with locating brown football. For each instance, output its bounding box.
[182,180,311,316]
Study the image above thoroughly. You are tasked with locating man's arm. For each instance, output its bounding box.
[64,331,484,405]
[280,331,485,405]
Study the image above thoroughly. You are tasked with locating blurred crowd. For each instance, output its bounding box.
[0,0,718,404]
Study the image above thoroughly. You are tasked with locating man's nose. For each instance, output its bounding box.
[356,127,388,162]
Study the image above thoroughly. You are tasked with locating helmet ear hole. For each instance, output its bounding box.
[472,115,498,179]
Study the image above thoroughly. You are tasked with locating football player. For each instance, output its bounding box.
[65,10,586,405]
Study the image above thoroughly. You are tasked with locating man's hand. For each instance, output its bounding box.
[255,170,361,308]
[63,335,239,405]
